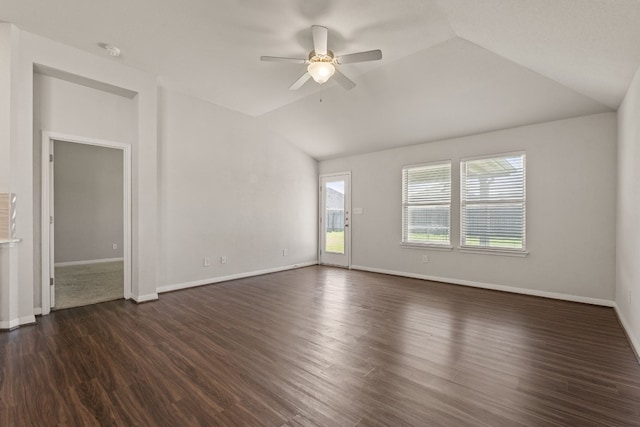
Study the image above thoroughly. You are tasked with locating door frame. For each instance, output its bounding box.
[41,131,132,315]
[318,172,352,268]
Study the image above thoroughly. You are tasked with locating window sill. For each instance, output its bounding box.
[401,243,454,252]
[458,247,528,257]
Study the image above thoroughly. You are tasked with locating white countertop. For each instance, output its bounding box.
[0,238,20,247]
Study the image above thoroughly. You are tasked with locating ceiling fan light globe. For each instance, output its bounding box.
[307,62,335,84]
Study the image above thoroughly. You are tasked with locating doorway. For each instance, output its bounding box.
[41,132,132,314]
[319,172,351,267]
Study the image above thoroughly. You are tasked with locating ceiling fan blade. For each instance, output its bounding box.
[260,56,307,64]
[332,69,356,90]
[289,72,312,90]
[312,25,328,55]
[336,49,382,64]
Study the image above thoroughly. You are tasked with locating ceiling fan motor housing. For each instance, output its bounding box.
[308,50,335,64]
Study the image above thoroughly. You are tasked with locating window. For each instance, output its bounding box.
[460,153,526,251]
[402,161,451,246]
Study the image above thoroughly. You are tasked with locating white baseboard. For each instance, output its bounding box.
[33,307,42,315]
[0,318,19,330]
[0,314,36,330]
[19,315,36,326]
[350,265,615,307]
[132,293,158,303]
[614,303,640,365]
[158,261,318,294]
[55,257,124,267]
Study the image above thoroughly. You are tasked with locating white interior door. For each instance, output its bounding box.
[48,140,56,308]
[41,132,133,315]
[319,173,351,267]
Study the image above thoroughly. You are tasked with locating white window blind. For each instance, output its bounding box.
[460,153,525,251]
[402,162,451,246]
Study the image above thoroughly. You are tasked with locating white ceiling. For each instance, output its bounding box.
[2,0,640,160]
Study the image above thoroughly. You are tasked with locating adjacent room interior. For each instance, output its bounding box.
[1,1,640,425]
[51,140,124,310]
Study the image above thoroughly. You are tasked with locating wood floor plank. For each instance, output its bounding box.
[2,266,640,426]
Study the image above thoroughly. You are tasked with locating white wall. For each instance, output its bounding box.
[616,64,640,357]
[0,26,158,327]
[34,74,132,266]
[320,113,617,303]
[32,72,135,303]
[2,24,318,327]
[157,88,318,289]
[0,25,13,192]
[34,73,136,143]
[53,140,124,263]
[0,24,20,328]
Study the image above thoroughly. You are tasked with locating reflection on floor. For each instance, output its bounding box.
[54,261,123,310]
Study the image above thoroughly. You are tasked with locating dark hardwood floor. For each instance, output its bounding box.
[1,266,639,426]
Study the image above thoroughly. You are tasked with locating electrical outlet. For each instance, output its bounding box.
[203,257,211,267]
[112,243,118,250]
[422,255,429,263]
[283,249,288,256]
[220,256,227,264]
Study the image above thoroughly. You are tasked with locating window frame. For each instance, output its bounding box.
[459,151,527,255]
[401,160,453,249]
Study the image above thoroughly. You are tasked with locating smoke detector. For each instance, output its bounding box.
[99,43,121,57]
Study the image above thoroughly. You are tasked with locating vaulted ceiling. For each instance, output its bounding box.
[3,0,640,159]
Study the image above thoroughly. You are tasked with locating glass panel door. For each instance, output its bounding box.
[319,173,350,267]
[325,180,345,254]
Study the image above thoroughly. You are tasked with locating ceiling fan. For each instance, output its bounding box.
[260,25,382,90]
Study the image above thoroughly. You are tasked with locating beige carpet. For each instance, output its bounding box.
[54,261,124,310]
